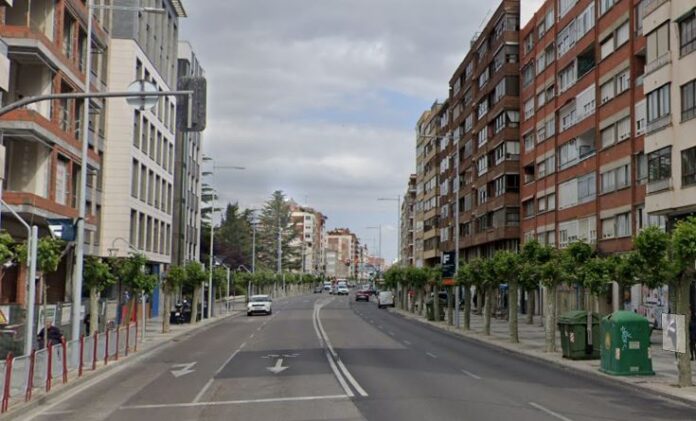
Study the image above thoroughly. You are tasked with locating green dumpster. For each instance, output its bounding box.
[425,299,444,321]
[600,311,654,376]
[557,310,601,360]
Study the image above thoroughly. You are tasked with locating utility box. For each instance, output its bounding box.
[558,310,600,360]
[600,311,654,376]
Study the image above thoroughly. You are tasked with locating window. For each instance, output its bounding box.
[523,199,535,218]
[601,217,615,239]
[559,0,578,20]
[648,146,672,182]
[522,63,535,87]
[681,79,696,122]
[559,104,577,131]
[524,132,535,152]
[537,155,555,178]
[600,80,615,104]
[647,22,670,65]
[680,13,696,57]
[682,147,696,186]
[548,193,556,210]
[647,84,671,124]
[524,34,534,54]
[56,158,69,206]
[616,69,630,94]
[600,0,615,15]
[559,63,576,92]
[601,164,630,193]
[616,21,629,47]
[616,213,631,237]
[478,186,488,204]
[494,79,506,103]
[601,169,616,193]
[478,128,488,146]
[577,172,596,202]
[617,117,631,141]
[464,114,473,132]
[477,155,488,176]
[576,84,596,120]
[601,126,616,148]
[636,152,648,182]
[479,67,490,88]
[524,99,535,120]
[537,91,546,108]
[478,99,489,119]
[601,35,614,59]
[635,99,647,135]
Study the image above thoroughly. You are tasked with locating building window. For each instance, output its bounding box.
[647,22,670,66]
[616,69,630,94]
[681,79,696,122]
[617,117,631,141]
[600,0,616,15]
[600,35,615,59]
[559,63,577,92]
[522,63,535,87]
[600,80,615,104]
[524,99,535,120]
[617,213,631,237]
[647,146,672,182]
[635,99,646,135]
[616,21,630,47]
[636,152,648,183]
[682,147,696,187]
[680,13,696,57]
[523,199,535,218]
[559,0,578,20]
[478,186,488,204]
[601,126,616,148]
[647,83,671,124]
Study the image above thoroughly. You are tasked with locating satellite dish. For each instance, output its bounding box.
[126,79,159,110]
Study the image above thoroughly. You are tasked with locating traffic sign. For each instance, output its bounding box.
[126,79,159,110]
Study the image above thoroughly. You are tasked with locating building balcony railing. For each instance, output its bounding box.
[644,0,669,17]
[645,52,671,75]
[646,114,672,134]
[647,177,672,194]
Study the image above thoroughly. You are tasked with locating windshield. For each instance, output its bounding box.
[250,296,270,302]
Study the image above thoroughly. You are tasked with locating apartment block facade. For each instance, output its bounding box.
[290,205,327,275]
[400,174,416,267]
[326,228,359,279]
[172,40,202,266]
[0,0,110,306]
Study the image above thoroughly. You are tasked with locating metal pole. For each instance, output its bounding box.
[141,290,145,341]
[252,223,256,273]
[455,134,461,329]
[72,0,93,344]
[277,214,282,274]
[397,196,401,265]
[378,224,382,271]
[25,227,38,354]
[208,204,215,320]
[226,266,230,313]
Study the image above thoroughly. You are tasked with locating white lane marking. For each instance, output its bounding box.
[314,299,368,397]
[529,402,574,421]
[426,352,437,359]
[403,340,412,346]
[121,394,350,410]
[40,410,75,415]
[257,326,262,331]
[249,332,255,338]
[193,379,214,403]
[325,350,354,397]
[240,342,247,349]
[388,331,395,336]
[461,369,482,380]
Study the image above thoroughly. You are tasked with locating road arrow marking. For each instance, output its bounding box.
[171,362,197,378]
[266,358,288,374]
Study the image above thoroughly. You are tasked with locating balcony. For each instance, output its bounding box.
[646,114,671,134]
[647,177,672,194]
[644,0,669,17]
[645,52,671,75]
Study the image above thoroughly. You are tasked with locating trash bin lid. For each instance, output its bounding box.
[603,310,649,324]
[558,310,601,324]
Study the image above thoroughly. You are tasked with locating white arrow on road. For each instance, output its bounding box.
[266,358,288,374]
[171,362,197,378]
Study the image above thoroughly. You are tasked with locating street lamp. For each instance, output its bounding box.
[202,156,245,319]
[366,225,382,273]
[377,196,401,265]
[72,0,166,344]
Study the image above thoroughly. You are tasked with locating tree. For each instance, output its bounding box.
[114,253,157,325]
[528,241,561,352]
[255,191,300,272]
[405,267,428,314]
[162,265,186,333]
[425,266,442,322]
[83,257,115,335]
[184,261,207,323]
[210,204,254,271]
[456,261,476,330]
[608,252,641,310]
[479,258,498,335]
[492,250,521,343]
[519,241,543,325]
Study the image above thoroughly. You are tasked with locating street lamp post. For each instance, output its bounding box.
[366,225,382,272]
[377,197,401,265]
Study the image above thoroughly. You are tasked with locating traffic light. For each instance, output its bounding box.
[177,76,207,132]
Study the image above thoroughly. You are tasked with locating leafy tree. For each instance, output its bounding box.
[480,258,498,335]
[492,250,521,343]
[456,262,476,330]
[84,257,115,335]
[405,267,428,314]
[184,261,207,323]
[162,265,186,333]
[255,191,300,272]
[530,242,561,352]
[425,266,443,322]
[519,241,543,325]
[114,253,157,324]
[207,204,255,271]
[608,252,641,310]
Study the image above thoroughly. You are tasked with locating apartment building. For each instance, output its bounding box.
[290,205,327,274]
[642,0,696,310]
[452,0,522,261]
[172,40,203,266]
[99,1,186,315]
[400,174,417,266]
[326,228,359,279]
[0,0,110,307]
[414,101,445,268]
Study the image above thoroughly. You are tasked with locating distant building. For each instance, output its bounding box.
[326,228,359,279]
[290,204,327,274]
[400,174,417,267]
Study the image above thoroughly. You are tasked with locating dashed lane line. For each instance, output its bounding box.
[461,369,482,380]
[121,395,350,410]
[426,352,437,359]
[528,402,574,421]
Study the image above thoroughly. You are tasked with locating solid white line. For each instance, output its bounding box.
[529,402,574,421]
[461,369,482,380]
[426,352,437,359]
[215,350,240,376]
[388,331,395,336]
[336,360,368,397]
[325,350,354,398]
[403,340,412,346]
[121,394,350,410]
[240,342,247,349]
[192,378,214,403]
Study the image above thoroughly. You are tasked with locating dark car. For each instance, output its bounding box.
[313,285,323,293]
[355,290,371,302]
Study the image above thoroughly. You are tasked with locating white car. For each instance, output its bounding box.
[337,285,349,295]
[377,291,395,309]
[247,294,272,316]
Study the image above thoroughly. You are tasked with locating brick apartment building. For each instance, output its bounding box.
[0,0,110,309]
[290,204,327,275]
[326,228,359,279]
[400,174,417,267]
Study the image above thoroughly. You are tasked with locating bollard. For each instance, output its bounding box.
[104,329,110,366]
[92,331,98,371]
[25,350,36,402]
[1,352,13,413]
[61,337,68,384]
[46,342,53,392]
[115,327,120,361]
[78,335,85,377]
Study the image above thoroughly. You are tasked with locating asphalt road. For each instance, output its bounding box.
[20,293,696,421]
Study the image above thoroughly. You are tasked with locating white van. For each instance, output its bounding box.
[377,291,395,309]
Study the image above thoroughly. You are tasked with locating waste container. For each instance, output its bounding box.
[557,310,601,360]
[425,299,444,321]
[600,311,654,376]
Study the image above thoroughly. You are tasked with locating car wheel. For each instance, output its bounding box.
[247,312,252,317]
[268,309,272,315]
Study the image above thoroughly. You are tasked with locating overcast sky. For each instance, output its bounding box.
[179,0,543,264]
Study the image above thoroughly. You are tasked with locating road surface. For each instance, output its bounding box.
[22,294,696,421]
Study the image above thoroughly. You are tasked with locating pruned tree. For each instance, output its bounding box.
[492,250,521,343]
[84,256,115,335]
[184,261,207,323]
[162,265,186,333]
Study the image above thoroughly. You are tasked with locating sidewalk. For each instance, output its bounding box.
[3,298,246,420]
[392,306,696,405]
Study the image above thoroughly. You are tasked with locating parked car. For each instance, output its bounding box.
[337,285,349,295]
[355,290,371,302]
[247,295,272,316]
[313,285,323,293]
[377,291,395,309]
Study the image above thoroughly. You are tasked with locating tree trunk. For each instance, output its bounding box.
[447,287,454,326]
[526,289,535,325]
[419,288,426,317]
[162,289,171,333]
[483,287,492,335]
[463,285,471,330]
[586,293,594,352]
[409,287,416,313]
[509,281,519,343]
[476,288,484,315]
[89,287,99,336]
[433,285,441,322]
[676,277,693,387]
[617,284,625,310]
[191,286,201,323]
[544,285,557,352]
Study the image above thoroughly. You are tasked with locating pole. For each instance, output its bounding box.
[454,134,461,329]
[397,196,401,265]
[378,224,382,272]
[72,0,93,344]
[141,290,145,341]
[226,266,230,313]
[277,214,282,274]
[24,227,38,354]
[208,215,214,319]
[252,222,256,273]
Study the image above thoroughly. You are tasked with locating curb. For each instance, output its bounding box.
[3,310,243,421]
[387,308,696,408]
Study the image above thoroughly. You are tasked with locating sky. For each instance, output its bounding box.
[179,0,543,264]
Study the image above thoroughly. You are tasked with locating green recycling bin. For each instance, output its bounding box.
[425,299,444,321]
[557,310,601,360]
[600,311,654,376]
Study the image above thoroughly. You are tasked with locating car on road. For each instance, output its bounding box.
[355,290,371,302]
[337,285,349,295]
[247,294,272,316]
[313,285,323,293]
[377,291,395,309]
